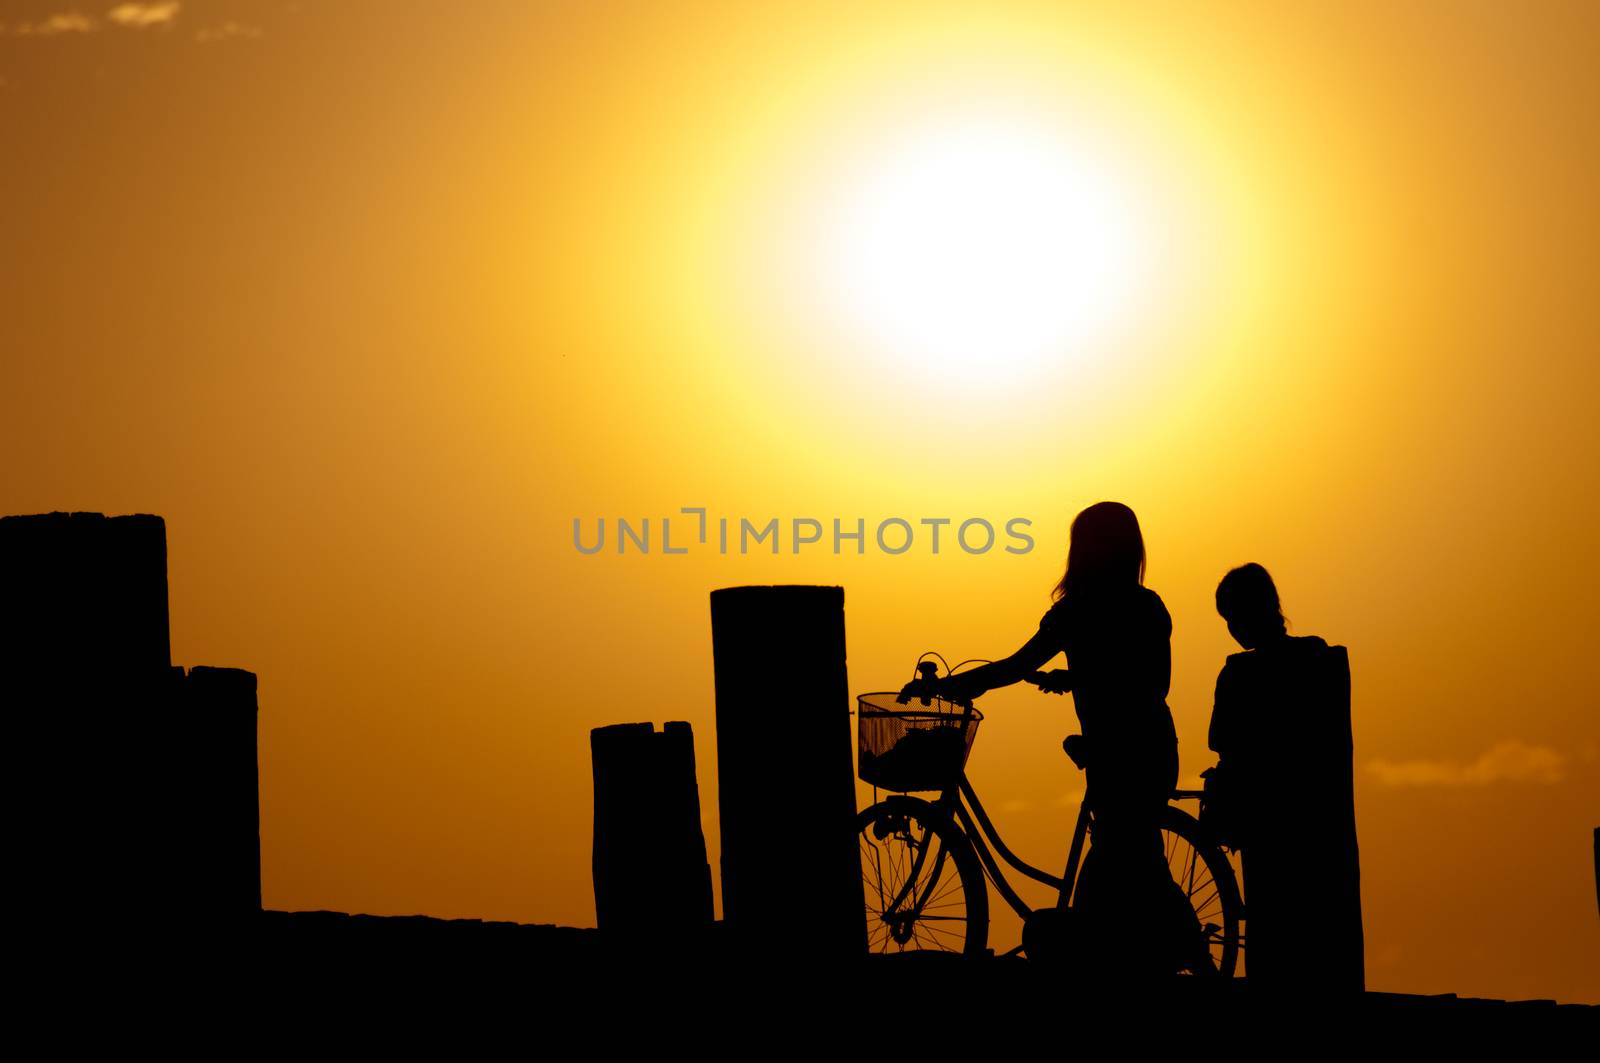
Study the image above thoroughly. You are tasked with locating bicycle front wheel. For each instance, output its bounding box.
[859,797,988,956]
[1160,805,1243,977]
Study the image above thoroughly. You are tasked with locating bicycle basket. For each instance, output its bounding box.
[856,692,982,793]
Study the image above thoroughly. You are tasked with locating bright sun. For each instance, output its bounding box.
[819,113,1150,386]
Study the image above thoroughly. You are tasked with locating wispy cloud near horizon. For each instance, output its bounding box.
[1368,739,1567,787]
[3,4,179,37]
[108,3,180,28]
[4,12,98,36]
[195,20,261,45]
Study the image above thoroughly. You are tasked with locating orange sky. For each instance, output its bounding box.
[3,1,1596,1002]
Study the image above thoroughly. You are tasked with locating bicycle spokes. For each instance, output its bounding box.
[862,812,972,953]
[1164,825,1230,971]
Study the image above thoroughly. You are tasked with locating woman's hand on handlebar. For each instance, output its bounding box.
[1027,668,1072,695]
[896,677,943,704]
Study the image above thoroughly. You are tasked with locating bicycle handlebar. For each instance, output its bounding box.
[1025,669,1071,695]
[896,660,1068,704]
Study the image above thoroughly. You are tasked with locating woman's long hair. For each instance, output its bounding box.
[1050,501,1146,602]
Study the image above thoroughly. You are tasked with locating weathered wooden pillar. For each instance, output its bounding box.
[709,585,865,962]
[0,511,171,675]
[0,512,260,951]
[0,512,174,935]
[175,666,262,922]
[591,721,713,941]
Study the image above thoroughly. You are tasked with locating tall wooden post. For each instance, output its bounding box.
[709,585,865,963]
[0,512,173,938]
[0,511,171,675]
[0,512,260,957]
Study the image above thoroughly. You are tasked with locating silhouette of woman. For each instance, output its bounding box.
[1208,562,1364,992]
[901,501,1184,976]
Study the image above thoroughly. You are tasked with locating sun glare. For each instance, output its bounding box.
[818,113,1151,387]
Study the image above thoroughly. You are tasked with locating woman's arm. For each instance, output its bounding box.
[935,625,1062,704]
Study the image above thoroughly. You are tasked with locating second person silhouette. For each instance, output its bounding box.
[1208,562,1364,992]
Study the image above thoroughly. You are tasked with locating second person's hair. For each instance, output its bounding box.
[1215,562,1288,634]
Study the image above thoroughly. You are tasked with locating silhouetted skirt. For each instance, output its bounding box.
[1074,736,1180,976]
[1241,801,1364,992]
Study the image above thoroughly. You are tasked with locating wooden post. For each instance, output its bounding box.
[176,666,262,922]
[709,585,866,963]
[0,512,260,958]
[591,721,713,942]
[0,511,171,676]
[0,512,174,943]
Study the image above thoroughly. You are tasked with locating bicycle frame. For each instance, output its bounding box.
[928,774,1079,922]
[888,696,1087,922]
[860,693,1242,967]
[928,775,1215,927]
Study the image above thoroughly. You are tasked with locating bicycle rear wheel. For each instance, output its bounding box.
[859,797,988,956]
[1160,805,1242,976]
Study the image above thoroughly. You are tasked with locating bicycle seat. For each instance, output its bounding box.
[1062,734,1088,771]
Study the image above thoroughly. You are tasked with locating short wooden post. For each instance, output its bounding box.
[176,666,262,922]
[591,721,714,941]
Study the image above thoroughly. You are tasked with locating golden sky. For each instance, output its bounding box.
[3,1,1596,1002]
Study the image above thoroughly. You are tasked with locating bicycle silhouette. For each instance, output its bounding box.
[857,663,1244,974]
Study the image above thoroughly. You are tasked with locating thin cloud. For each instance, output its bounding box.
[195,21,262,44]
[7,12,98,35]
[1368,739,1567,787]
[4,4,180,36]
[5,4,263,45]
[107,2,180,27]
